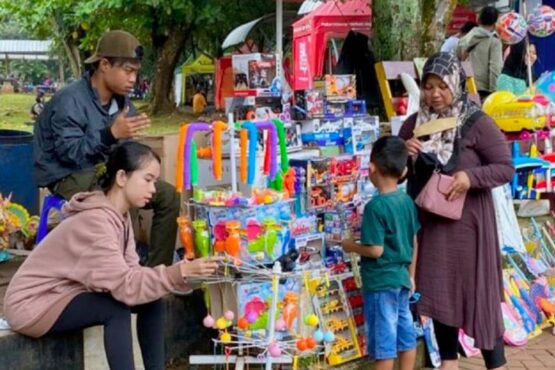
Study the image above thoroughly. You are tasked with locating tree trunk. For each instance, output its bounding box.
[421,0,458,55]
[372,0,422,61]
[63,39,82,79]
[150,26,189,114]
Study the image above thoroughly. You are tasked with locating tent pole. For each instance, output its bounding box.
[276,0,283,57]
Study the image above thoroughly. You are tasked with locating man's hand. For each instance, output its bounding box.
[445,171,471,201]
[110,106,151,139]
[179,257,221,278]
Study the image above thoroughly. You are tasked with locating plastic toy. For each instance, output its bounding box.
[177,216,194,260]
[240,121,258,185]
[327,318,349,332]
[483,92,550,134]
[496,11,527,45]
[192,219,210,257]
[213,220,242,264]
[324,75,356,100]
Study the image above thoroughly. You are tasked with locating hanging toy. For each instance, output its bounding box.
[241,121,258,185]
[268,342,282,357]
[211,120,227,180]
[202,314,215,328]
[223,310,235,321]
[220,332,231,343]
[313,329,324,342]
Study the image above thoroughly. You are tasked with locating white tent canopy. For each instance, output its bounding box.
[0,40,56,60]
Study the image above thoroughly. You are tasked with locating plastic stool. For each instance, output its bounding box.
[36,193,66,244]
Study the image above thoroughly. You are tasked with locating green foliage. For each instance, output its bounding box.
[10,61,49,85]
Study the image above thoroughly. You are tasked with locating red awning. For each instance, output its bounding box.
[292,0,372,90]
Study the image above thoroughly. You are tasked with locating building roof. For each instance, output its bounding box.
[0,40,56,60]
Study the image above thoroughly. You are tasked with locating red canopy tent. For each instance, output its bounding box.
[291,0,372,90]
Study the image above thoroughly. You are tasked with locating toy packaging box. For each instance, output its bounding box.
[323,74,357,101]
[342,116,380,155]
[237,278,300,340]
[232,53,278,97]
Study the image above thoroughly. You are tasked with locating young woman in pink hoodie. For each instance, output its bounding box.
[4,141,220,370]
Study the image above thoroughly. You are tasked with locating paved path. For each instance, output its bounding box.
[460,330,555,369]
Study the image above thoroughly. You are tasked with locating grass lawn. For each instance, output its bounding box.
[0,93,199,136]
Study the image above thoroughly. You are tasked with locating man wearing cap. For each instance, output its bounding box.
[34,30,180,268]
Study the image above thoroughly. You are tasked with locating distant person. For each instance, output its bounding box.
[33,30,180,268]
[496,40,537,95]
[457,6,503,101]
[192,87,208,114]
[30,92,45,121]
[440,22,478,54]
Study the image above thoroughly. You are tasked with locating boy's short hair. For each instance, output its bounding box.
[370,136,408,178]
[478,6,499,26]
[460,21,477,35]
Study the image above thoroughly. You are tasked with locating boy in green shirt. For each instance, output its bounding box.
[342,136,419,370]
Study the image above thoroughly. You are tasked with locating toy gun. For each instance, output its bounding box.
[246,219,281,260]
[192,219,210,258]
[177,216,194,260]
[214,220,242,265]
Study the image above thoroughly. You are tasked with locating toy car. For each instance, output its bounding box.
[482,91,550,133]
[321,299,343,315]
[327,318,349,332]
[331,335,355,354]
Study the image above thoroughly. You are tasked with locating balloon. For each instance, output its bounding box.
[296,338,307,351]
[224,310,235,321]
[323,331,335,343]
[220,332,231,343]
[496,11,527,45]
[528,6,555,38]
[313,329,324,342]
[202,315,215,328]
[305,314,319,327]
[268,343,282,357]
[237,317,249,330]
[306,337,317,349]
[216,317,228,330]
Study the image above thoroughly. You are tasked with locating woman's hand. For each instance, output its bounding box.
[179,257,221,278]
[446,171,471,201]
[406,138,423,157]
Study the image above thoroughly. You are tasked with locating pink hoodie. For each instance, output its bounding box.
[4,192,188,337]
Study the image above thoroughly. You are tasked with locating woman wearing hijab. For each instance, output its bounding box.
[398,52,514,370]
[496,40,537,95]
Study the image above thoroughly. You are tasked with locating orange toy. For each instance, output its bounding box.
[282,292,299,330]
[225,220,242,264]
[177,216,194,260]
[211,121,227,180]
[175,124,187,192]
[240,129,248,183]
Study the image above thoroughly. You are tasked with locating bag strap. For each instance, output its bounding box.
[460,110,484,138]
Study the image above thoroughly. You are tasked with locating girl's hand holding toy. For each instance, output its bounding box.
[179,256,222,278]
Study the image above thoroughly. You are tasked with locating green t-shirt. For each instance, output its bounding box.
[360,190,420,291]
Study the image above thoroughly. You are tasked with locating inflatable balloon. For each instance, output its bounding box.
[496,11,528,45]
[527,6,555,38]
